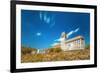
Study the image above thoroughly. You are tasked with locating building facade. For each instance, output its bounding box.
[54,32,85,51]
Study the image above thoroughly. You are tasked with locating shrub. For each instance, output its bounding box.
[85,44,90,49]
[47,48,62,53]
[21,47,37,55]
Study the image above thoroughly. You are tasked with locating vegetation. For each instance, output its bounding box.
[85,44,90,49]
[21,47,37,55]
[46,48,62,53]
[21,47,90,63]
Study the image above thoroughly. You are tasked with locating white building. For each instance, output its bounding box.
[54,32,85,51]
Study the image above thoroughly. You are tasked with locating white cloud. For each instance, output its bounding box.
[40,12,51,24]
[39,12,56,28]
[51,42,59,46]
[75,28,79,32]
[36,32,42,36]
[44,14,47,21]
[55,38,65,42]
[67,31,74,37]
[40,12,54,24]
[50,20,55,28]
[53,28,79,46]
[40,12,42,20]
[67,28,79,38]
[46,17,50,23]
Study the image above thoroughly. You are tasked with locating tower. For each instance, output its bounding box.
[60,32,67,51]
[60,32,67,40]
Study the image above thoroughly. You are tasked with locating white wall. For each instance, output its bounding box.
[0,0,99,73]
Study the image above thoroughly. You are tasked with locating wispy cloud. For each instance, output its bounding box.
[46,17,50,24]
[75,28,79,32]
[50,21,55,28]
[51,42,59,46]
[51,28,79,47]
[40,12,50,24]
[40,12,42,20]
[44,13,47,21]
[39,12,55,28]
[55,38,65,42]
[54,28,79,42]
[67,28,79,38]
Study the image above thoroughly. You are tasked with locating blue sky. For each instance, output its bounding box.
[21,10,90,49]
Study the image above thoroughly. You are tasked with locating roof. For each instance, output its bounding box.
[66,36,84,43]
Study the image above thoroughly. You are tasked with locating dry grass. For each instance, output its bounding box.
[21,49,90,63]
